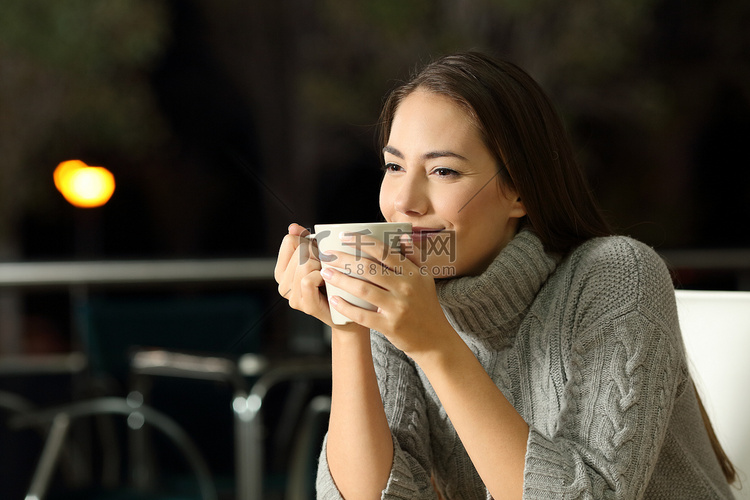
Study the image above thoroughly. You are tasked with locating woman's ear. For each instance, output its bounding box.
[510,196,526,219]
[505,192,526,219]
[498,182,526,219]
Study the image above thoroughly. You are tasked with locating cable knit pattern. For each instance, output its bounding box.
[316,231,734,499]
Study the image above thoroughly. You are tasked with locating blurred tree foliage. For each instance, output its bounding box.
[2,0,749,259]
[206,0,668,242]
[0,0,169,257]
[236,0,747,247]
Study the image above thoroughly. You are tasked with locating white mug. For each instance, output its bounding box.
[307,222,412,325]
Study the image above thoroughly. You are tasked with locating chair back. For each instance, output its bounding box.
[76,292,264,382]
[74,292,266,482]
[675,289,750,498]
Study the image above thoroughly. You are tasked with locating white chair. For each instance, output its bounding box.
[675,289,750,499]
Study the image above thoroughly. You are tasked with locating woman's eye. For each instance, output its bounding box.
[382,162,402,173]
[433,167,459,178]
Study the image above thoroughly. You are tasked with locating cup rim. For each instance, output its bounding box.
[313,222,412,230]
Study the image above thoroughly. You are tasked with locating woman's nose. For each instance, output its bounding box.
[394,177,428,216]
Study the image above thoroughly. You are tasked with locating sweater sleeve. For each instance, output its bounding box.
[523,238,687,499]
[315,330,438,500]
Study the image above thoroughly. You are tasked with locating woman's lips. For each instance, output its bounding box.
[410,227,444,241]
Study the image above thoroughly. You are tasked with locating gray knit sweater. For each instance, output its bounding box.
[316,231,734,499]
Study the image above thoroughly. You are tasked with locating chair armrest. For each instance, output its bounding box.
[130,349,252,393]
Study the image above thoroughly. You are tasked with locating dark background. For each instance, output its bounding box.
[3,0,749,264]
[1,0,749,497]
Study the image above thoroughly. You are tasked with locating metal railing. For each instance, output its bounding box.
[1,250,748,288]
[0,258,277,288]
[0,257,278,355]
[0,250,747,353]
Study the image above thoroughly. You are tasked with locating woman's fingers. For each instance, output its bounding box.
[288,223,310,237]
[299,270,331,314]
[281,241,319,293]
[322,253,393,293]
[275,235,297,284]
[275,227,302,283]
[284,251,334,324]
[321,265,389,305]
[328,294,380,328]
[275,224,317,284]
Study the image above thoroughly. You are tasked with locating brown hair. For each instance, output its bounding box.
[694,382,737,484]
[378,51,736,485]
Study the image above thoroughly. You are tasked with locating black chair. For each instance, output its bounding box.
[68,291,331,500]
[129,345,332,500]
[0,353,92,498]
[7,291,266,500]
[9,396,218,500]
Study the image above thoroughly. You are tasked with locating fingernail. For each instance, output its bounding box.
[329,295,339,306]
[320,252,337,263]
[400,234,412,244]
[339,233,354,241]
[321,268,333,280]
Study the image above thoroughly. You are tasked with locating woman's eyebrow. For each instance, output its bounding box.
[383,145,468,161]
[424,150,468,161]
[383,145,404,158]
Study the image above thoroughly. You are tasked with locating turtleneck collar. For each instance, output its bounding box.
[435,230,560,341]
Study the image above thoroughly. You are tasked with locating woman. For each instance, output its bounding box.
[274,52,735,499]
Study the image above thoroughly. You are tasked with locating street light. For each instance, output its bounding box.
[54,160,115,208]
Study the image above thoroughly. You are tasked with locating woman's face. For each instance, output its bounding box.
[379,89,526,278]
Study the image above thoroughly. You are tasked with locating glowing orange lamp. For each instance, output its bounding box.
[54,160,115,208]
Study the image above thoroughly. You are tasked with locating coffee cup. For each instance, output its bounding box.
[306,222,412,325]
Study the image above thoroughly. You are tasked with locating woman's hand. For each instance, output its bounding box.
[320,233,455,356]
[274,223,323,317]
[274,223,364,332]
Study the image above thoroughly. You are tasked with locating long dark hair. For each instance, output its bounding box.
[378,51,611,256]
[378,51,737,485]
